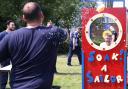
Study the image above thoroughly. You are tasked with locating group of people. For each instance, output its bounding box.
[0,2,82,89]
[0,1,119,89]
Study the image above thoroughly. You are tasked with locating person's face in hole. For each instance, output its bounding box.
[104,34,112,44]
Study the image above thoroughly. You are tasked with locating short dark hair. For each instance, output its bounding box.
[78,27,82,30]
[22,2,42,21]
[6,20,14,25]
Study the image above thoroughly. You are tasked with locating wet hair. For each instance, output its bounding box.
[102,30,112,38]
[22,2,42,21]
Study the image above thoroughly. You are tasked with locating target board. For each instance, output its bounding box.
[82,8,127,89]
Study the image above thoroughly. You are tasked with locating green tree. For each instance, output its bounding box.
[0,0,79,30]
[0,0,96,31]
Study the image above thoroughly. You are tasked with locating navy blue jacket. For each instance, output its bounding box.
[0,26,67,89]
[0,31,10,66]
[0,31,8,41]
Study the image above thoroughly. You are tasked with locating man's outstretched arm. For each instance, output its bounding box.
[50,27,68,43]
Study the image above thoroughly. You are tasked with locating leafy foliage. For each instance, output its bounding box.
[0,0,80,30]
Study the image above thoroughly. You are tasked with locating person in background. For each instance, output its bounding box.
[0,2,67,89]
[109,26,117,43]
[111,31,117,43]
[0,20,15,89]
[67,27,82,66]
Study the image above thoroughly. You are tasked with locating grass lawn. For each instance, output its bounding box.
[53,55,82,89]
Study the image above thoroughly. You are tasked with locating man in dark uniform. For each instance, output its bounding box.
[67,27,82,66]
[0,2,67,89]
[0,20,15,89]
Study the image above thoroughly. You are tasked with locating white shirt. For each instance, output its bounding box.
[100,42,112,48]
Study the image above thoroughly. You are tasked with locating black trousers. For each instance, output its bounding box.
[67,46,81,65]
[0,60,10,89]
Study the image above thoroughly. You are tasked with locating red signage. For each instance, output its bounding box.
[82,8,127,89]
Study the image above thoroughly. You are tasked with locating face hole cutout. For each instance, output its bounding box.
[85,13,123,51]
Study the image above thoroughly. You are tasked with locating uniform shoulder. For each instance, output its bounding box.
[11,27,29,34]
[0,31,7,35]
[74,31,78,34]
[15,27,27,32]
[0,31,8,39]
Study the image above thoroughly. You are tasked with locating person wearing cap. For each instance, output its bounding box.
[0,2,67,89]
[100,30,112,48]
[0,20,15,89]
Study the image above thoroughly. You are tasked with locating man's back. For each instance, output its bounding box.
[0,26,67,89]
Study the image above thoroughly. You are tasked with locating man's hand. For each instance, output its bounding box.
[47,20,53,27]
[73,46,75,50]
[72,37,76,50]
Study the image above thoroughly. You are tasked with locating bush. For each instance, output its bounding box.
[57,39,82,54]
[57,42,69,54]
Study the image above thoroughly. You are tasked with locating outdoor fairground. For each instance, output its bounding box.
[6,55,82,89]
[4,55,128,89]
[4,56,128,88]
[0,0,127,89]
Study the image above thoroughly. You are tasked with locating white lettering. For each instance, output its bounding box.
[104,75,109,83]
[112,53,119,61]
[96,54,102,61]
[94,76,100,83]
[116,75,123,83]
[101,65,107,72]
